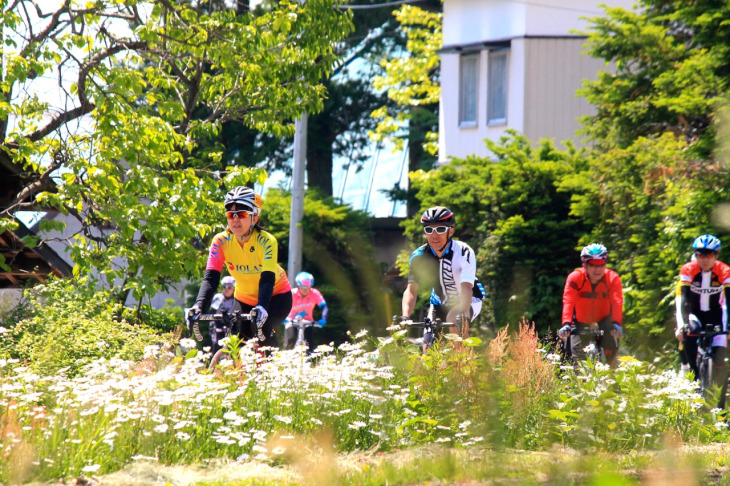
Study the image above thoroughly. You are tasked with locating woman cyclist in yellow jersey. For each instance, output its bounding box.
[188,186,292,347]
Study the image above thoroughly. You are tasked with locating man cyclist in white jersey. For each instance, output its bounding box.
[675,234,730,408]
[401,206,485,350]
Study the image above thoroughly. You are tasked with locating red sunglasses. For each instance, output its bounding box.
[226,210,252,219]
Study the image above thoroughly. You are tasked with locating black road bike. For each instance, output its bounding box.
[563,324,606,364]
[390,315,463,352]
[694,322,728,401]
[189,309,259,370]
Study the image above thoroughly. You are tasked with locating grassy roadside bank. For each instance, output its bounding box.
[43,444,730,485]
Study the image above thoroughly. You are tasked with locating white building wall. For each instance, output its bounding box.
[522,37,607,147]
[439,0,634,162]
[441,40,527,161]
[0,289,22,316]
[443,0,525,44]
[443,0,633,42]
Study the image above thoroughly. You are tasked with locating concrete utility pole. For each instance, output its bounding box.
[287,112,307,279]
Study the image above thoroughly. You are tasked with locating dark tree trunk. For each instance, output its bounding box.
[236,0,249,15]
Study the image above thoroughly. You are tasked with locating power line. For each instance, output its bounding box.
[339,0,612,15]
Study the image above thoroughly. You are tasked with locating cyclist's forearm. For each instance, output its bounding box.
[676,285,691,331]
[195,269,221,311]
[402,286,417,317]
[458,283,473,314]
[675,293,686,331]
[257,271,275,309]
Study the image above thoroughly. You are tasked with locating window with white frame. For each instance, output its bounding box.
[459,52,479,126]
[487,49,508,125]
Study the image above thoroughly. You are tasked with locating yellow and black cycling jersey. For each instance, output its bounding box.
[205,228,291,306]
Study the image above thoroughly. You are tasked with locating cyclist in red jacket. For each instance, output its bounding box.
[559,243,623,367]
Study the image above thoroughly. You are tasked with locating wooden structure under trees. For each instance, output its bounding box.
[0,219,72,289]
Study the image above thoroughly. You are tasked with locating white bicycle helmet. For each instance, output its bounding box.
[295,271,314,287]
[580,243,608,263]
[221,276,235,288]
[224,186,261,214]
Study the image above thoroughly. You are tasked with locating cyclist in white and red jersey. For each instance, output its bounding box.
[675,234,730,407]
[188,186,292,348]
[401,206,484,350]
[284,271,328,351]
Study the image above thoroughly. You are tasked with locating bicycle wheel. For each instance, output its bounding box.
[699,357,714,398]
[208,349,230,371]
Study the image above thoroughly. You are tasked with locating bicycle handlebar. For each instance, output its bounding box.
[191,309,258,323]
[189,309,266,343]
[390,315,461,331]
[678,323,728,336]
[570,328,604,337]
[286,317,315,328]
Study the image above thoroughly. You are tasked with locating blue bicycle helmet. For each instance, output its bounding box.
[580,243,608,263]
[295,271,314,287]
[692,234,721,252]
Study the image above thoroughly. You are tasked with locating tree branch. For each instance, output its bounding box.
[27,40,147,142]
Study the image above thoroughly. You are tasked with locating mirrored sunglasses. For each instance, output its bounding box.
[424,225,451,235]
[226,210,251,219]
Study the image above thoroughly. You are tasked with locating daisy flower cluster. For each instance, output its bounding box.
[547,356,723,450]
[0,332,483,482]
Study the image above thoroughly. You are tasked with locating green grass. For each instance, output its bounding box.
[151,445,730,485]
[2,324,730,484]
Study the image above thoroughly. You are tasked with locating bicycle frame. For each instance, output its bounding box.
[190,309,258,370]
[287,316,315,349]
[564,325,606,363]
[694,323,727,400]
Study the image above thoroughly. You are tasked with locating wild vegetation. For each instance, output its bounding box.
[1,0,730,483]
[1,319,727,484]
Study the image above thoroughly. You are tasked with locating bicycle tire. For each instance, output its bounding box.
[208,349,230,371]
[699,357,714,398]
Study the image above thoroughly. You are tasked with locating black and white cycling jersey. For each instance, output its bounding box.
[408,239,484,309]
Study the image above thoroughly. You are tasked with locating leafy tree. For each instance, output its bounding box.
[209,2,403,197]
[261,187,394,343]
[403,131,589,331]
[562,134,730,353]
[0,0,353,307]
[579,0,730,157]
[305,76,387,196]
[371,3,441,215]
[576,0,730,353]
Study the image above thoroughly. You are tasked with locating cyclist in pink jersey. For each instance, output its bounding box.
[284,271,328,351]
